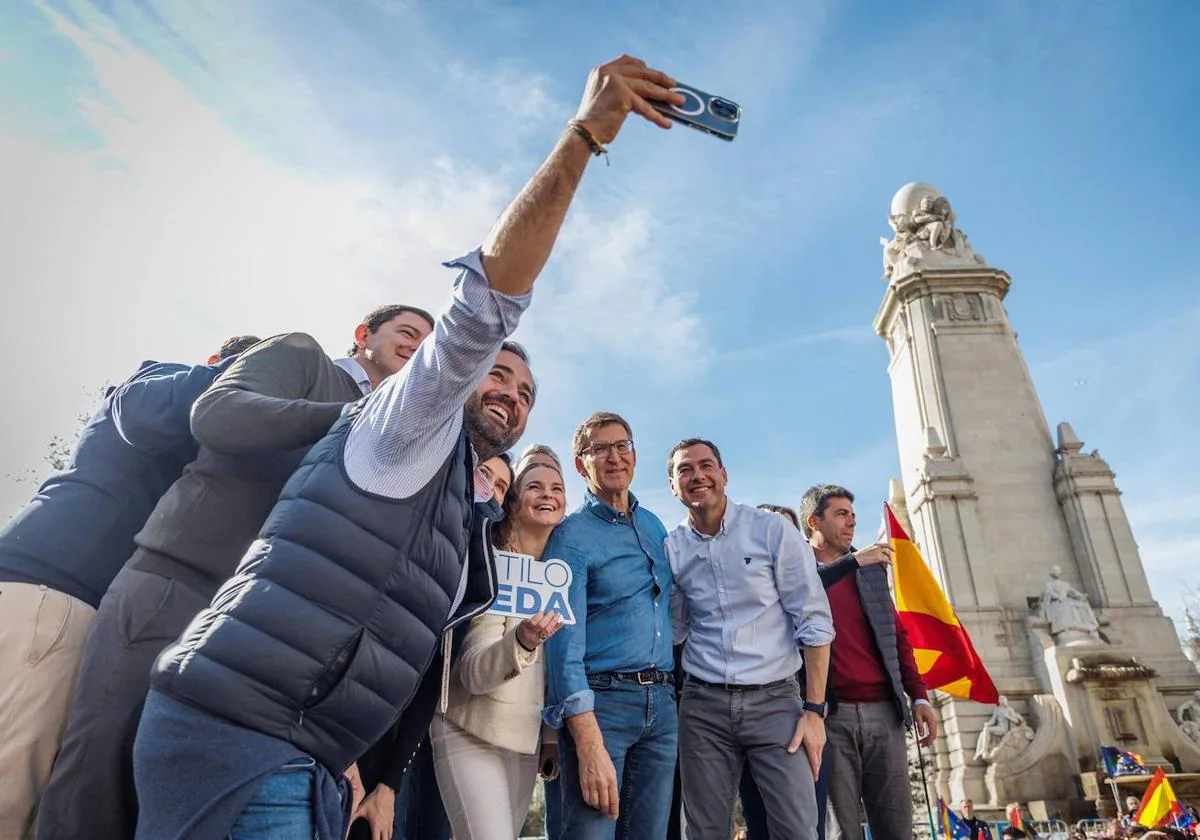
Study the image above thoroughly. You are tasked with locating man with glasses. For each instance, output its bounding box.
[543,411,676,840]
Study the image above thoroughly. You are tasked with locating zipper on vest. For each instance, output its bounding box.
[444,517,498,631]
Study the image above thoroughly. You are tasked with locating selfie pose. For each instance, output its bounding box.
[432,458,568,840]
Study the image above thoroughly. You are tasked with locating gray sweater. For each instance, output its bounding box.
[130,333,362,597]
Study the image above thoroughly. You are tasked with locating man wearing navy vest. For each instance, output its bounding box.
[130,55,687,840]
[0,334,259,840]
[799,485,937,840]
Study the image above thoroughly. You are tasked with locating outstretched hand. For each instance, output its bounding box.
[573,55,685,144]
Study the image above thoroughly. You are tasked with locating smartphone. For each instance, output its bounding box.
[653,83,741,141]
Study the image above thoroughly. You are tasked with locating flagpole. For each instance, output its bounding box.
[916,734,939,838]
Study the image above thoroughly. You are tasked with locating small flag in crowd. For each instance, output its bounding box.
[1134,767,1184,828]
[1006,803,1024,830]
[1100,745,1151,778]
[938,796,967,840]
[887,504,999,704]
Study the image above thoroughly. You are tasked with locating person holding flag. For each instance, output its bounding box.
[799,485,938,840]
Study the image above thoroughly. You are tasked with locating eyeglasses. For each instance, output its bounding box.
[580,440,635,459]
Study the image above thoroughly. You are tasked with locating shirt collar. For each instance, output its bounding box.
[332,356,372,396]
[584,490,639,523]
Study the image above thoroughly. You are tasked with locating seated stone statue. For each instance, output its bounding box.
[1039,566,1100,639]
[1177,690,1200,743]
[974,695,1032,762]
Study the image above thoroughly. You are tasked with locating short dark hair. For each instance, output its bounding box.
[217,335,261,360]
[757,503,800,530]
[497,340,537,404]
[1000,830,1027,840]
[666,438,723,477]
[347,304,435,355]
[572,412,633,457]
[798,484,855,538]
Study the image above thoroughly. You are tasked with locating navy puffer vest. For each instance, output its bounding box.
[856,563,911,727]
[151,403,496,773]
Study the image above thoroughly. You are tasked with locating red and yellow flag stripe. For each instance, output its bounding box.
[887,504,999,704]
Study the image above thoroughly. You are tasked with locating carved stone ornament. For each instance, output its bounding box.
[1065,657,1157,684]
[881,183,988,280]
[975,695,1034,763]
[1178,690,1200,744]
[1039,565,1101,641]
[938,292,984,322]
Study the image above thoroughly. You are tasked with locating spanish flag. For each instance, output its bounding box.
[887,504,999,704]
[1135,768,1184,828]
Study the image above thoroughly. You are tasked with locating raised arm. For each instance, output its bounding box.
[191,333,347,454]
[479,55,681,297]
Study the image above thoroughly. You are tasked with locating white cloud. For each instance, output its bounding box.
[1,4,513,513]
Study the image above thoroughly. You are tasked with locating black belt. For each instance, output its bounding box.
[684,673,795,692]
[597,669,674,686]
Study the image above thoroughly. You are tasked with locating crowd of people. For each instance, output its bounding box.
[0,54,1014,840]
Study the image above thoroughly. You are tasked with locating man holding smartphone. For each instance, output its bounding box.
[130,56,687,840]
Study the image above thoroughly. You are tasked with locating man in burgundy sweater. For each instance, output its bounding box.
[800,484,938,840]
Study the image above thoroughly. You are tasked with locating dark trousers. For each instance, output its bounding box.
[544,776,564,839]
[348,738,449,840]
[37,567,210,840]
[678,678,818,840]
[740,745,828,840]
[825,702,912,840]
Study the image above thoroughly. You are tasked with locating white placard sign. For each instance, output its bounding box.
[487,550,575,625]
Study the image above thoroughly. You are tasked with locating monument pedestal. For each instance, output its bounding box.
[873,182,1200,820]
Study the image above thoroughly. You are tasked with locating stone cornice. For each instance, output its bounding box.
[874,267,1013,338]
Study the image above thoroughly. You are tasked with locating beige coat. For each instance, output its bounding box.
[439,613,554,755]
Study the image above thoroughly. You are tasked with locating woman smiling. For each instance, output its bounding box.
[431,457,568,840]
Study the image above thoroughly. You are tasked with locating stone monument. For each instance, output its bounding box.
[873,183,1200,817]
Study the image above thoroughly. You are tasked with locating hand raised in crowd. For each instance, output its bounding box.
[853,542,894,567]
[516,610,565,651]
[788,707,827,779]
[351,781,395,840]
[914,702,939,748]
[573,54,685,144]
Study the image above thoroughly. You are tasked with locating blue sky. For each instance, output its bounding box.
[2,1,1198,632]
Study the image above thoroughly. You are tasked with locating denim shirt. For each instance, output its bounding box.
[542,491,674,728]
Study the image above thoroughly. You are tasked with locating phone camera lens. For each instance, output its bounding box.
[709,98,739,122]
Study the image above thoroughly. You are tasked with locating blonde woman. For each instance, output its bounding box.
[432,459,567,839]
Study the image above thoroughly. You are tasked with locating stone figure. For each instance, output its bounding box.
[1178,690,1200,744]
[911,195,966,256]
[1039,565,1100,639]
[880,183,985,279]
[974,695,1032,762]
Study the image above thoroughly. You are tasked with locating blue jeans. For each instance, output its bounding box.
[230,758,318,840]
[559,677,678,840]
[544,776,564,839]
[740,747,828,840]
